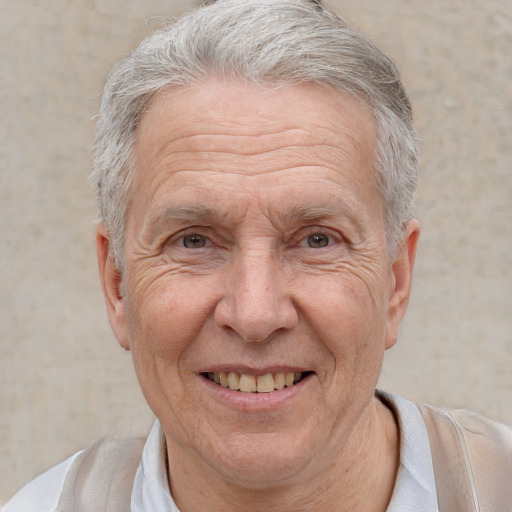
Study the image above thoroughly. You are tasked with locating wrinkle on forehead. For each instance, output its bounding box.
[133,80,377,177]
[137,131,372,185]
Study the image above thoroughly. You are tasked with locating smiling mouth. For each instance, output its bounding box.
[203,371,313,393]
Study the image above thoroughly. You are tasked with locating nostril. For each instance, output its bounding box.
[215,302,298,344]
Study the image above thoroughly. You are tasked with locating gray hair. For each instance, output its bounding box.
[92,0,419,270]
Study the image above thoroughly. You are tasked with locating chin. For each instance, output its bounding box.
[203,430,321,489]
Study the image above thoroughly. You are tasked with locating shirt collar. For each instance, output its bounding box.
[131,420,179,512]
[379,391,439,511]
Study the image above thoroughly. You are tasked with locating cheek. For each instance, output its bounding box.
[123,277,220,427]
[125,275,219,367]
[303,270,388,335]
[299,272,389,378]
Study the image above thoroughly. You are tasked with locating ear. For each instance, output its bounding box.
[96,223,130,350]
[385,219,420,350]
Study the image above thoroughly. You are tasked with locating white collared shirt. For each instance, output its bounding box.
[2,392,439,511]
[383,393,439,511]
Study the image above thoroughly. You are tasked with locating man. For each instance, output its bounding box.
[3,1,511,511]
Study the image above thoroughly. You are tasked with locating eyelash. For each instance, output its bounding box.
[305,232,332,248]
[181,233,209,249]
[295,228,340,249]
[167,227,342,251]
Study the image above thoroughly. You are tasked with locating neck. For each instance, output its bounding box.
[166,395,399,512]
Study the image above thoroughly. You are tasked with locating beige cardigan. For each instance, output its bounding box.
[56,404,512,512]
[418,404,512,511]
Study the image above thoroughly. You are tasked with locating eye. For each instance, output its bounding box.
[306,233,331,248]
[182,234,208,248]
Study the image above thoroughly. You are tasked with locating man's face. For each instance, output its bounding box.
[98,80,416,487]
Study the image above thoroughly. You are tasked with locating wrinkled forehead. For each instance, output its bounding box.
[129,79,380,214]
[135,79,376,160]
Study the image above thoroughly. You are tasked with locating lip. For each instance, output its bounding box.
[197,370,314,411]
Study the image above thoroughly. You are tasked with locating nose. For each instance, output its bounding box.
[215,249,298,343]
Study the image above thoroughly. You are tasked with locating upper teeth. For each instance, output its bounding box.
[208,372,302,393]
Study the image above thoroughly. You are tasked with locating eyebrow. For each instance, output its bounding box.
[146,205,242,235]
[152,205,226,222]
[274,201,365,229]
[151,201,356,221]
[278,204,346,222]
[145,199,366,236]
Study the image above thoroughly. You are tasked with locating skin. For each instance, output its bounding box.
[97,79,419,512]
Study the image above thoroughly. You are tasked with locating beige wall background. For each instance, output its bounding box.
[1,0,511,503]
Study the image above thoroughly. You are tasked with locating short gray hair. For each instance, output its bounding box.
[92,0,419,270]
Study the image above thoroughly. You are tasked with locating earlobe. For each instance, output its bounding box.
[385,219,420,350]
[96,223,130,350]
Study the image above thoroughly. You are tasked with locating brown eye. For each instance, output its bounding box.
[307,233,330,248]
[182,234,207,248]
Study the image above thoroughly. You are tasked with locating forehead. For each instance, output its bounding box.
[134,79,376,165]
[129,79,381,227]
